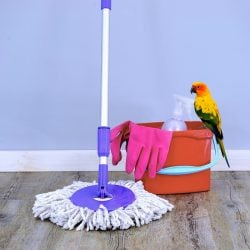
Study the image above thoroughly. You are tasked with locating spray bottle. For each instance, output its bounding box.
[162,94,194,131]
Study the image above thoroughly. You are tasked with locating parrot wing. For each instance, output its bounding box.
[194,106,223,140]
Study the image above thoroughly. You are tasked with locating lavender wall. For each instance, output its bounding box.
[0,0,249,149]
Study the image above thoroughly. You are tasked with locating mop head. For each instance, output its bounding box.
[33,180,173,231]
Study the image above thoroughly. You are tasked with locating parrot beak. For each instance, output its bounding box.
[190,86,196,94]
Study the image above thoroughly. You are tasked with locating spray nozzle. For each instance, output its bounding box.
[173,94,194,120]
[163,94,195,131]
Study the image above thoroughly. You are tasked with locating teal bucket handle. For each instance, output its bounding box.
[158,136,219,175]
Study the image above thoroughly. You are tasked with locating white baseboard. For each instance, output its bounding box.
[0,150,249,172]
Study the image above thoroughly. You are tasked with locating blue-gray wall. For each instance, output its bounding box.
[0,0,249,150]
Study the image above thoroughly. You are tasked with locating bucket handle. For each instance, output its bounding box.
[157,136,219,175]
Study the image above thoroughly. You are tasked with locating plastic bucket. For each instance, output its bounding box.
[140,121,214,194]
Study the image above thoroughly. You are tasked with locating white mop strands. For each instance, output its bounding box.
[33,180,174,231]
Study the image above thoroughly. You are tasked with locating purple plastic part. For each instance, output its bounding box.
[69,129,136,211]
[98,164,111,198]
[98,126,110,157]
[69,127,136,211]
[70,184,136,212]
[101,0,111,9]
[97,127,110,198]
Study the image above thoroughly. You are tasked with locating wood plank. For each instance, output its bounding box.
[0,172,249,250]
[0,198,59,250]
[43,226,82,250]
[208,173,250,250]
[0,173,21,200]
[0,199,22,249]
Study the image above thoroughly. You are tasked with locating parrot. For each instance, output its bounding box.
[190,81,230,168]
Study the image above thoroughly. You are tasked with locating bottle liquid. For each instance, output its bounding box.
[162,94,194,131]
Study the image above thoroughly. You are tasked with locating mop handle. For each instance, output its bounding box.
[100,0,111,126]
[98,0,111,198]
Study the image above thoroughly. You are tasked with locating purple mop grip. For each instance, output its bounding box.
[98,126,111,198]
[98,126,110,157]
[101,0,111,10]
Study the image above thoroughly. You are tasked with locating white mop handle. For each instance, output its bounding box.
[100,8,110,127]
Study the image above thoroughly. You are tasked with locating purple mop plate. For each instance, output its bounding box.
[70,184,136,212]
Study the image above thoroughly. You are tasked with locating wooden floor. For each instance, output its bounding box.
[0,172,250,250]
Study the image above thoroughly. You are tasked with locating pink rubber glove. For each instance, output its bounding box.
[110,121,130,165]
[126,122,173,180]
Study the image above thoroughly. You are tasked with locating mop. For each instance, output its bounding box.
[32,0,173,231]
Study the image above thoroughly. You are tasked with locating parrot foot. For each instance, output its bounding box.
[198,125,207,129]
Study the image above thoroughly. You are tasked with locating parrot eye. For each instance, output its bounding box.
[197,85,200,89]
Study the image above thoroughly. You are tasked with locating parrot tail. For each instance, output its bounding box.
[216,138,230,168]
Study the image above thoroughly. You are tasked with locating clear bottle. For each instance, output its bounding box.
[162,94,191,131]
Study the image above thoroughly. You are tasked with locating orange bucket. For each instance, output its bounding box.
[140,121,213,194]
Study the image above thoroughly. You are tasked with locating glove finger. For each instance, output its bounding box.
[110,121,131,165]
[147,146,158,178]
[110,138,122,165]
[134,147,151,180]
[126,142,142,174]
[110,120,130,141]
[110,125,124,165]
[110,127,122,142]
[156,147,168,171]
